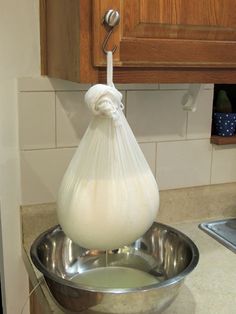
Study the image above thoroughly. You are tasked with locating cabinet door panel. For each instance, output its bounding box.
[124,0,236,41]
[120,39,236,66]
[138,0,236,37]
[93,0,236,67]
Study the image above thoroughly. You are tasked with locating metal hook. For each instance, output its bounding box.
[102,10,120,55]
[102,28,118,54]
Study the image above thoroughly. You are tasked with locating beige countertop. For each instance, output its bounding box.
[21,200,236,314]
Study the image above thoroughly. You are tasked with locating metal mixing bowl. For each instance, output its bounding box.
[30,223,199,314]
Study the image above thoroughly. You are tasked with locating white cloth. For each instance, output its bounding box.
[85,84,124,121]
[57,51,159,250]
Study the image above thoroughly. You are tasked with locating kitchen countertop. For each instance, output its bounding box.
[21,203,236,314]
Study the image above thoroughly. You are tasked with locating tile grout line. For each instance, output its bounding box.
[124,90,127,116]
[185,111,189,140]
[21,139,213,152]
[209,144,214,185]
[20,146,77,152]
[18,89,91,93]
[54,92,57,148]
[155,142,158,179]
[137,137,211,144]
[19,88,201,93]
[209,87,215,185]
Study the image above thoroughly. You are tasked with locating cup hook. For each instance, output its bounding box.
[102,10,120,55]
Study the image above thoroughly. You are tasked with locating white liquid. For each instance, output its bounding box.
[57,175,159,250]
[71,267,159,289]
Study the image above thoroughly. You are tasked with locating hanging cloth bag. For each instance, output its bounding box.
[57,52,159,250]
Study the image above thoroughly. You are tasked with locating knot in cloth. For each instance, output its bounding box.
[85,84,124,121]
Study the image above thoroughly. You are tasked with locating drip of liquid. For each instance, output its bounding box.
[71,266,159,289]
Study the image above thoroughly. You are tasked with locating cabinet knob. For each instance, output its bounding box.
[103,10,120,28]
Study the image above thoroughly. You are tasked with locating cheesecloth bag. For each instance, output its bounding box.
[57,53,159,250]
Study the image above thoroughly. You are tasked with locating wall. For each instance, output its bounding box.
[0,0,40,313]
[18,78,236,205]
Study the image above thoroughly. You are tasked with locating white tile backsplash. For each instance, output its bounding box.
[56,92,91,147]
[187,89,214,139]
[18,77,91,91]
[56,91,126,147]
[19,92,56,150]
[211,145,236,184]
[156,140,212,190]
[159,84,191,90]
[204,84,214,90]
[21,148,75,204]
[18,78,236,205]
[159,84,214,90]
[116,84,159,90]
[127,90,187,142]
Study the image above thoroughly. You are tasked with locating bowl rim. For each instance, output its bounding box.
[30,222,199,294]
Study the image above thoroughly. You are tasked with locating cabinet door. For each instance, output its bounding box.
[93,0,236,67]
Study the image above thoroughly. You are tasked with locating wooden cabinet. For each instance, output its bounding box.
[40,0,236,83]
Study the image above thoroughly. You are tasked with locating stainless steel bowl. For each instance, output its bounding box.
[30,223,199,314]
